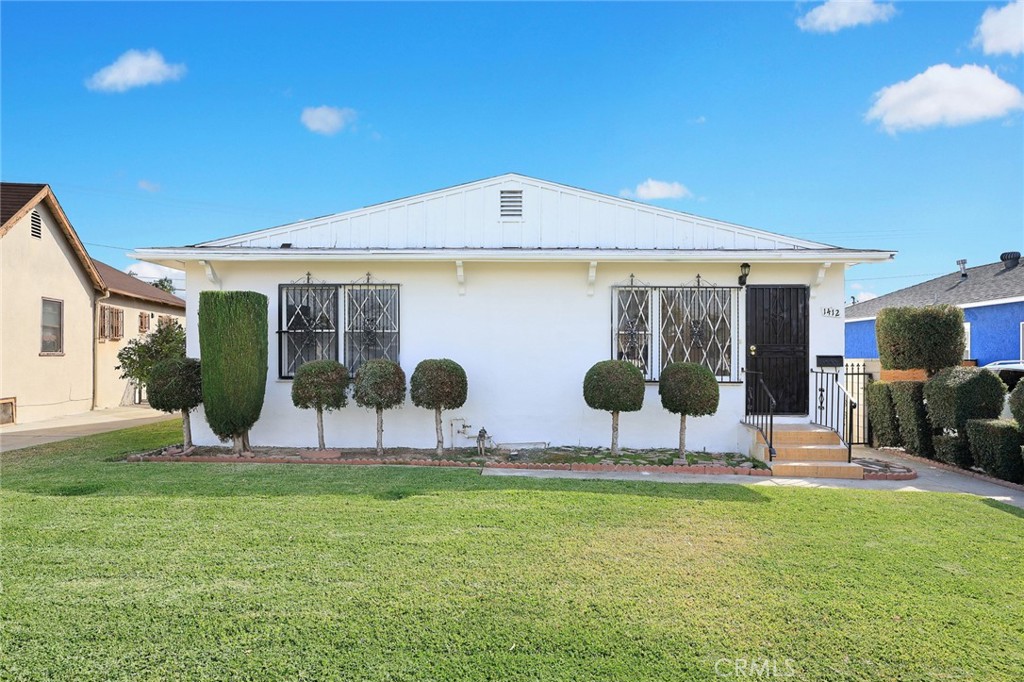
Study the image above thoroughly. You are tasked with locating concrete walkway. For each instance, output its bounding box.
[0,407,175,453]
[483,445,1024,510]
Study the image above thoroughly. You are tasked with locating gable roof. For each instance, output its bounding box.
[846,258,1024,320]
[132,174,894,267]
[92,259,185,309]
[0,182,107,293]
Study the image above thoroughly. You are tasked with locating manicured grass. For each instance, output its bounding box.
[2,420,1023,681]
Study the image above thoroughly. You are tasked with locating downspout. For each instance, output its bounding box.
[92,289,110,410]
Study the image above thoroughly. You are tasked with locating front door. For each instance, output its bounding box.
[746,285,809,415]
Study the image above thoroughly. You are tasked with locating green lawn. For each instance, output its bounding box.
[2,420,1022,681]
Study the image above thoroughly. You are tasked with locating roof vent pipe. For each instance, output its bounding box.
[957,259,968,279]
[1000,251,1020,270]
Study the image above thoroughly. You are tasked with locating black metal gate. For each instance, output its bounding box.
[844,362,873,446]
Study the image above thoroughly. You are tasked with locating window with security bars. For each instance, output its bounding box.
[613,284,740,382]
[278,282,399,378]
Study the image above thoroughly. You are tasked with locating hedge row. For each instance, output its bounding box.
[866,382,900,448]
[966,419,1024,484]
[889,381,934,458]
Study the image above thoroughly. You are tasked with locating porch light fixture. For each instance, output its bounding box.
[738,263,751,287]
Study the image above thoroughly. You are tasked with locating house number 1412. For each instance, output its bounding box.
[821,307,841,318]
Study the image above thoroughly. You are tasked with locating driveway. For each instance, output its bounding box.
[484,445,1024,510]
[0,407,176,453]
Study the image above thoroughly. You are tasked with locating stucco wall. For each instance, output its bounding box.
[94,295,185,409]
[845,319,878,359]
[183,259,847,453]
[964,302,1024,364]
[845,301,1024,366]
[0,203,96,422]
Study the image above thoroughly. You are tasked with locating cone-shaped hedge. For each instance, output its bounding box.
[658,362,719,456]
[411,359,468,457]
[291,359,349,450]
[584,360,645,456]
[148,357,202,449]
[199,291,268,454]
[354,359,406,457]
[876,305,964,376]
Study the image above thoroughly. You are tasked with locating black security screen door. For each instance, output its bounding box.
[746,285,809,415]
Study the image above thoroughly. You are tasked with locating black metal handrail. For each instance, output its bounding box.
[743,370,777,460]
[811,369,857,462]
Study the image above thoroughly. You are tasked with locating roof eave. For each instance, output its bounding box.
[132,246,896,267]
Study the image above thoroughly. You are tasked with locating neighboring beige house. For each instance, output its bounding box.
[0,182,184,424]
[91,260,185,409]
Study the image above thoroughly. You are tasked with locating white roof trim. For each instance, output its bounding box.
[133,246,895,268]
[195,173,841,252]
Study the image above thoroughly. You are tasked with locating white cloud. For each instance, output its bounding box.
[856,292,879,302]
[137,179,160,192]
[866,63,1024,133]
[850,282,864,291]
[86,49,186,92]
[125,262,185,292]
[620,179,693,201]
[797,0,896,33]
[300,106,357,135]
[973,0,1024,56]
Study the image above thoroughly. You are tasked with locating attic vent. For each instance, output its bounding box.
[500,190,523,219]
[30,211,42,239]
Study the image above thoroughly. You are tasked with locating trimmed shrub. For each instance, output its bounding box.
[354,359,406,457]
[866,381,900,448]
[658,362,719,455]
[924,367,1005,432]
[148,358,202,449]
[584,360,645,456]
[291,360,350,450]
[117,319,186,387]
[889,381,934,458]
[966,419,1024,483]
[410,359,468,457]
[1010,381,1024,430]
[933,434,972,469]
[876,305,964,376]
[199,291,269,454]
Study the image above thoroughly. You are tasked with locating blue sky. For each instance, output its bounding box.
[2,1,1022,301]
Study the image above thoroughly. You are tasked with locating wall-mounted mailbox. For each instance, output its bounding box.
[816,355,844,368]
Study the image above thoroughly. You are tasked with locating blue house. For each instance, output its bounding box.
[846,252,1024,366]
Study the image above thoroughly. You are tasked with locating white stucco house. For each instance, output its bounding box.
[134,174,893,458]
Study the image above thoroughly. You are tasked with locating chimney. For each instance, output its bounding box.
[957,259,968,279]
[1000,251,1021,270]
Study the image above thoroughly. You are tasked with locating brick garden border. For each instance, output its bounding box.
[880,450,1024,492]
[127,451,773,476]
[128,450,927,480]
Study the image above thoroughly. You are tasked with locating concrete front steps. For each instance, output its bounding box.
[760,424,864,480]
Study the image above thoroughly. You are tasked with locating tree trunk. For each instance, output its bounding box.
[231,434,244,456]
[376,407,384,458]
[316,407,325,450]
[181,409,193,449]
[242,431,252,456]
[435,408,444,458]
[679,414,687,457]
[611,411,619,456]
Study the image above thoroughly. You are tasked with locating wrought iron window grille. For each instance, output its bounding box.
[612,274,741,383]
[277,273,400,379]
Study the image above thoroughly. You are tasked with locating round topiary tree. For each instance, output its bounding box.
[583,360,645,456]
[291,360,350,450]
[199,291,268,455]
[353,359,406,457]
[410,359,467,457]
[876,305,964,376]
[658,362,720,456]
[1010,381,1024,430]
[147,357,202,450]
